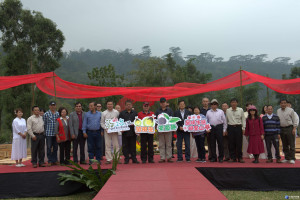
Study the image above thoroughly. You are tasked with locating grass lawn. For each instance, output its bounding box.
[222,190,300,200]
[5,191,96,200]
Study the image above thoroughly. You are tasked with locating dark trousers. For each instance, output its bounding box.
[228,125,243,160]
[31,133,45,164]
[207,132,212,160]
[59,140,71,164]
[194,134,206,159]
[140,134,154,162]
[73,130,86,163]
[46,136,58,163]
[223,135,230,160]
[280,126,295,160]
[122,135,137,161]
[87,130,102,162]
[210,124,224,161]
[172,132,175,156]
[265,134,281,159]
[176,131,190,160]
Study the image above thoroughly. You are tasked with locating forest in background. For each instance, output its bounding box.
[0,0,299,143]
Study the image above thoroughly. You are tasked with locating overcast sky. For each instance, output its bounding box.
[21,0,300,61]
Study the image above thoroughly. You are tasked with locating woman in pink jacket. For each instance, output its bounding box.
[245,105,265,163]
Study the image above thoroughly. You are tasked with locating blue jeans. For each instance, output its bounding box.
[194,134,206,159]
[176,131,190,160]
[87,130,102,162]
[46,136,58,163]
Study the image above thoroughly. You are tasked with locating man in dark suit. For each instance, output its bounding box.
[174,100,192,162]
[69,102,86,164]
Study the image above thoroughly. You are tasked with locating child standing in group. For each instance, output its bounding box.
[245,105,265,163]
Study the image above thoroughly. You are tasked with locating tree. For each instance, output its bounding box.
[87,64,124,87]
[0,0,64,133]
[86,64,125,109]
[139,46,151,58]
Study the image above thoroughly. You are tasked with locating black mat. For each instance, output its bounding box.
[197,167,300,191]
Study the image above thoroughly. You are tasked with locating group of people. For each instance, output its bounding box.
[10,97,299,168]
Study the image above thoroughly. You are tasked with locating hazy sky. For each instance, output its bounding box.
[21,0,300,61]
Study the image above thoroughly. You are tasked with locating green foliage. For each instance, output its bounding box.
[58,160,112,192]
[58,147,122,192]
[87,64,124,87]
[0,0,64,135]
[111,147,122,172]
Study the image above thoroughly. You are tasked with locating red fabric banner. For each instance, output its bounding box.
[0,70,299,101]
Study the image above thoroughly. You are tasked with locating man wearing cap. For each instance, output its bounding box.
[138,102,155,163]
[174,100,192,162]
[226,98,246,163]
[155,97,174,163]
[43,101,60,166]
[206,99,227,163]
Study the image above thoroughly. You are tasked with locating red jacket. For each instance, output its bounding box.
[138,111,155,119]
[57,118,70,141]
[245,117,264,136]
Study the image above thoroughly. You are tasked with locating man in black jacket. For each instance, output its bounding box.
[119,100,139,164]
[174,100,192,162]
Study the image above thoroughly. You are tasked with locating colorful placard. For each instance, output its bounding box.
[157,113,181,132]
[134,115,156,134]
[183,114,211,132]
[105,118,133,133]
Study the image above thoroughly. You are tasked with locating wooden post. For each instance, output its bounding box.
[30,61,35,108]
[239,66,243,107]
[52,71,57,102]
[266,74,270,105]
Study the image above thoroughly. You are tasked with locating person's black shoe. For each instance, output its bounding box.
[210,159,217,162]
[238,159,245,163]
[148,160,155,163]
[142,160,147,164]
[132,159,140,164]
[224,158,230,162]
[219,159,223,163]
[196,158,202,162]
[228,159,237,163]
[80,161,87,165]
[176,159,183,163]
[186,159,191,163]
[172,155,175,158]
[124,160,129,164]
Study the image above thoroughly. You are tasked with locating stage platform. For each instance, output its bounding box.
[0,155,299,199]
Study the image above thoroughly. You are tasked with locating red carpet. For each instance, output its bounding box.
[1,155,299,200]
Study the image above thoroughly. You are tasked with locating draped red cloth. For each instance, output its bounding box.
[0,70,299,101]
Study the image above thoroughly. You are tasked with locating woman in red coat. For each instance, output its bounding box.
[245,105,265,163]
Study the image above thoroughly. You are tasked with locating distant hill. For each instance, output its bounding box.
[55,48,297,84]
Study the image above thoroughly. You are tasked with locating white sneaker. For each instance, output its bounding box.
[289,160,295,164]
[281,159,289,163]
[16,164,22,167]
[20,164,26,167]
[249,154,254,159]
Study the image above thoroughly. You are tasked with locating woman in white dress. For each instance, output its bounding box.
[11,108,27,167]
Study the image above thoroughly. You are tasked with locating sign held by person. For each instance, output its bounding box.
[183,114,211,132]
[105,118,133,133]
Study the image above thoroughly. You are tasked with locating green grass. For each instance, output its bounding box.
[222,190,300,200]
[5,191,96,200]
